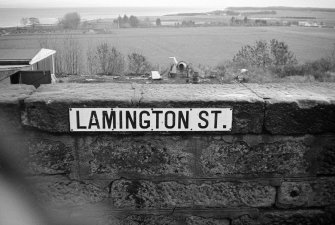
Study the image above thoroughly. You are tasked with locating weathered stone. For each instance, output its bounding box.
[277,178,335,208]
[26,134,74,175]
[246,83,335,134]
[232,215,260,225]
[62,208,257,225]
[111,179,276,208]
[185,216,230,225]
[97,214,229,225]
[232,210,335,225]
[200,134,335,177]
[78,135,194,179]
[200,139,308,176]
[260,210,335,225]
[23,83,264,133]
[29,175,108,208]
[73,134,335,179]
[0,84,35,133]
[313,135,335,175]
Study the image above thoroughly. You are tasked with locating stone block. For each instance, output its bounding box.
[200,137,308,176]
[277,178,335,208]
[111,179,276,209]
[200,134,335,177]
[260,210,335,225]
[26,133,75,175]
[77,135,195,179]
[28,175,108,208]
[246,83,335,134]
[232,210,335,225]
[0,84,35,133]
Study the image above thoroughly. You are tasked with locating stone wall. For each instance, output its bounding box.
[1,83,335,225]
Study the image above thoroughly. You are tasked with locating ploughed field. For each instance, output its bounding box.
[1,26,334,67]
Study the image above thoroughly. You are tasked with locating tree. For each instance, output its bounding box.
[129,15,139,27]
[60,12,81,29]
[270,39,297,66]
[94,42,125,75]
[123,15,129,24]
[156,18,161,26]
[113,15,139,28]
[230,17,236,25]
[127,52,152,75]
[233,39,297,68]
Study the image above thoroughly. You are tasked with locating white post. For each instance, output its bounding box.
[51,54,55,75]
[51,54,56,83]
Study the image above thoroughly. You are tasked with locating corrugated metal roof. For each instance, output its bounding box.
[0,48,40,61]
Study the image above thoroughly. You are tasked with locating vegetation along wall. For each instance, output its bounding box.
[1,83,335,225]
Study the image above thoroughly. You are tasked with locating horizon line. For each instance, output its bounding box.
[0,6,335,9]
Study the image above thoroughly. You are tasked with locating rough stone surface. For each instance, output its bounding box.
[23,83,264,133]
[246,83,335,134]
[29,175,108,208]
[0,84,35,133]
[86,214,230,225]
[199,134,335,177]
[200,137,307,176]
[1,83,335,223]
[77,135,194,179]
[26,134,75,175]
[21,133,334,179]
[313,135,335,175]
[111,179,276,208]
[260,210,335,225]
[232,210,335,225]
[277,178,335,208]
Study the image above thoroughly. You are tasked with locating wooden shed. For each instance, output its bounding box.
[0,48,56,88]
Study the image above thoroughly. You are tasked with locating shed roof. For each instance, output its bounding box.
[0,48,56,64]
[0,49,40,61]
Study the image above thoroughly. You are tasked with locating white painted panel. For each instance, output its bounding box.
[69,108,233,132]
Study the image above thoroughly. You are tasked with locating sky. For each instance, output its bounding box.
[0,0,335,8]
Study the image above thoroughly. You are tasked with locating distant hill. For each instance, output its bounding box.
[163,13,207,16]
[226,6,335,12]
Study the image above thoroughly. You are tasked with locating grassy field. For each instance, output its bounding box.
[1,26,334,68]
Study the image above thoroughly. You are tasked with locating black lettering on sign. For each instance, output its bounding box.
[178,111,189,129]
[88,111,100,129]
[139,111,150,129]
[165,111,176,129]
[119,111,123,129]
[198,111,209,128]
[152,110,163,129]
[125,111,136,129]
[211,110,222,129]
[76,110,87,129]
[102,110,116,129]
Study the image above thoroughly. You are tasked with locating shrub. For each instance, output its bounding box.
[270,39,297,66]
[270,64,305,78]
[127,52,152,75]
[215,63,226,77]
[233,39,297,69]
[87,42,125,75]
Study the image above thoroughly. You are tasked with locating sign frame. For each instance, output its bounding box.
[69,108,233,132]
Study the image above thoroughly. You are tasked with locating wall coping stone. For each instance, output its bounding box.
[0,83,334,134]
